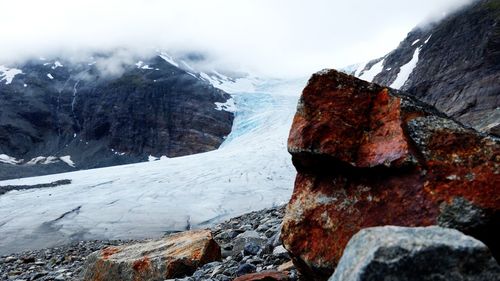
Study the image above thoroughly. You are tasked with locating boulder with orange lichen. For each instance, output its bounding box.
[234,271,290,281]
[282,69,500,281]
[82,229,221,281]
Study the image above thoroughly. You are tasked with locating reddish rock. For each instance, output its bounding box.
[282,69,500,280]
[234,271,290,281]
[277,260,295,272]
[82,229,221,281]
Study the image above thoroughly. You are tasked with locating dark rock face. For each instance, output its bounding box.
[0,54,234,179]
[357,0,500,135]
[282,69,500,280]
[328,226,500,281]
[0,179,71,195]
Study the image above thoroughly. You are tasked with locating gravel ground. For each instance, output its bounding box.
[0,205,297,281]
[0,240,132,281]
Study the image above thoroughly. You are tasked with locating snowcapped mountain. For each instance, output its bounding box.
[0,52,235,179]
[156,51,267,95]
[344,0,500,135]
[0,72,307,254]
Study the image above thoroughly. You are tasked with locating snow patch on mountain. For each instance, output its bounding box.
[155,50,264,95]
[0,65,23,84]
[215,97,237,113]
[135,61,154,70]
[51,61,63,69]
[1,155,76,168]
[358,59,385,82]
[339,62,367,77]
[27,156,59,165]
[158,52,179,68]
[148,155,159,162]
[390,47,421,89]
[354,62,368,77]
[0,154,23,165]
[59,156,75,168]
[200,72,260,94]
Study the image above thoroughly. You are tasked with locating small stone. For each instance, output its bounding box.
[238,231,261,240]
[236,263,257,276]
[249,258,263,265]
[215,230,238,241]
[239,225,254,231]
[278,261,294,272]
[264,229,276,238]
[230,231,268,257]
[256,225,269,232]
[210,265,223,277]
[56,268,68,273]
[221,249,233,258]
[8,270,22,276]
[4,256,17,263]
[234,271,290,281]
[217,275,231,281]
[272,246,288,258]
[267,229,282,247]
[244,242,261,256]
[31,271,48,280]
[21,256,36,263]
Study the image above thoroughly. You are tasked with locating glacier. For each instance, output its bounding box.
[0,78,306,255]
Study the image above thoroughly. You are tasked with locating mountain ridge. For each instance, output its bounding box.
[0,53,235,180]
[345,0,500,135]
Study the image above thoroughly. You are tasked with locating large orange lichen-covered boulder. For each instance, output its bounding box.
[82,229,221,281]
[282,69,500,281]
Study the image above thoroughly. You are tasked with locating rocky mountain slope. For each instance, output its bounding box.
[347,0,500,135]
[0,53,234,180]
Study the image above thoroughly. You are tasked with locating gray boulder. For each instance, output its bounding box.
[329,226,500,281]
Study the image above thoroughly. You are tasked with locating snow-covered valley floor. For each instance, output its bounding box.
[0,80,305,255]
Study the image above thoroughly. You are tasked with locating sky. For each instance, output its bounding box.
[0,0,475,78]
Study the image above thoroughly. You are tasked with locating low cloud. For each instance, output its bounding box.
[0,0,478,78]
[417,0,477,28]
[91,49,145,78]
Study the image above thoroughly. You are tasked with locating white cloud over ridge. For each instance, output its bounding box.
[0,0,476,78]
